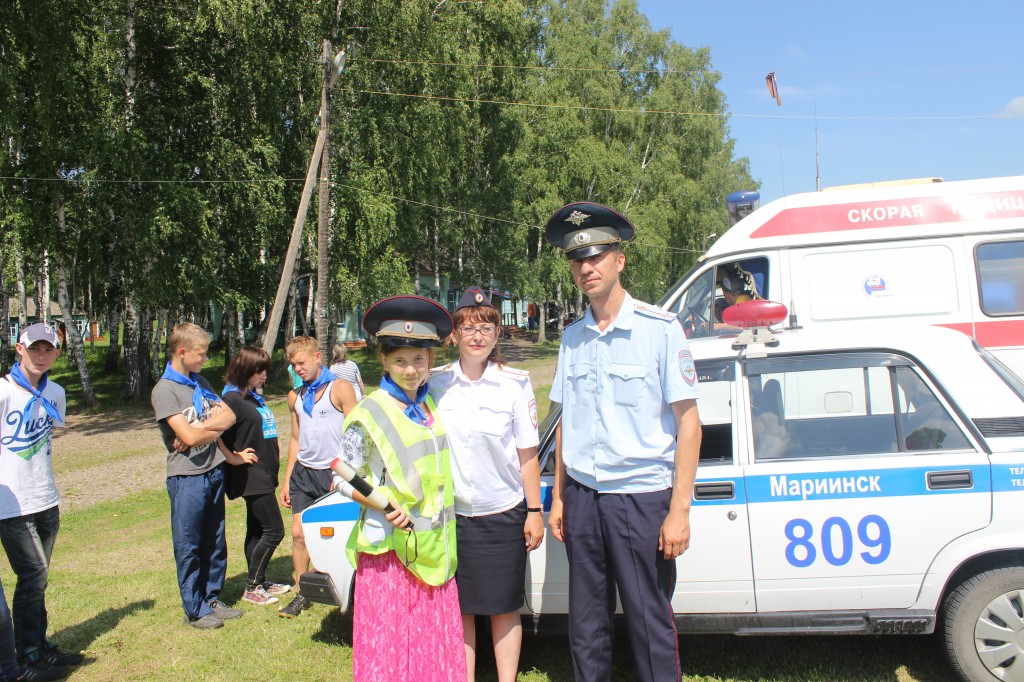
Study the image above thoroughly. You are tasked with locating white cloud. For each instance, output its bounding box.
[785,44,807,60]
[1000,97,1024,116]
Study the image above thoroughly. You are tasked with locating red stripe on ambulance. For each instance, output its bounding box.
[938,320,1024,349]
[750,191,1024,239]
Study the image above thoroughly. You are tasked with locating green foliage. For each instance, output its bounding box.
[2,0,755,374]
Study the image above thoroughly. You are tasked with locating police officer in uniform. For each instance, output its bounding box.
[545,202,702,682]
[429,287,544,682]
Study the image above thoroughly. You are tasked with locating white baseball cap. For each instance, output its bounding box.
[18,322,61,349]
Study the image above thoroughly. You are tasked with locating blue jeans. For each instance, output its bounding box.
[0,504,60,661]
[0,578,19,680]
[167,466,227,620]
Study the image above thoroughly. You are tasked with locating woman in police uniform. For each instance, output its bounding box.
[429,287,544,682]
[334,295,465,681]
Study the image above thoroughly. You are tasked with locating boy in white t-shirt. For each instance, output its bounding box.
[0,323,84,681]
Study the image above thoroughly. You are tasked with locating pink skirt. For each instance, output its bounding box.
[353,551,466,681]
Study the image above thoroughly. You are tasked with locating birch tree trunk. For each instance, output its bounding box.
[225,302,237,366]
[235,307,246,351]
[122,296,142,401]
[138,306,154,396]
[285,280,297,344]
[536,301,547,344]
[35,250,49,324]
[14,241,27,328]
[55,202,97,407]
[105,300,121,371]
[151,309,166,380]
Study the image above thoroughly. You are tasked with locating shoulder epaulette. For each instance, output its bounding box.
[497,365,529,379]
[429,362,455,377]
[633,301,676,322]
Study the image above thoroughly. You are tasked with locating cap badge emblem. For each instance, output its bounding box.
[565,210,590,226]
[573,232,591,245]
[404,322,413,332]
[474,292,484,303]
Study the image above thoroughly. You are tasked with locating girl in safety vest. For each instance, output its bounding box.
[428,287,544,682]
[332,295,464,681]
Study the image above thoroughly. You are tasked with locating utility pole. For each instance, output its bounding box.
[314,39,332,357]
[263,41,351,359]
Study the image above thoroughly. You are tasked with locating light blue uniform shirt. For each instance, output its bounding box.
[550,292,700,493]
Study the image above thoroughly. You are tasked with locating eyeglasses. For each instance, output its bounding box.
[458,325,496,338]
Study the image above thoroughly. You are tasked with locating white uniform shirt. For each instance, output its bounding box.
[550,292,700,493]
[429,361,540,516]
[0,375,66,519]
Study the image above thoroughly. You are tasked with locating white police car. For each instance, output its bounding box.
[300,309,1024,682]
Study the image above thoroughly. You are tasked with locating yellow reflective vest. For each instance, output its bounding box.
[343,389,457,586]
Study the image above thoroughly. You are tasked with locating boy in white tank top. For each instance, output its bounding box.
[278,337,357,618]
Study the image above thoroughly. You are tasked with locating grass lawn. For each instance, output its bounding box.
[0,485,958,681]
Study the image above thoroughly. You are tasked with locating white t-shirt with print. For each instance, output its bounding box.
[0,374,66,520]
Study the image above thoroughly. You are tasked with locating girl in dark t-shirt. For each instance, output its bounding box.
[220,346,291,604]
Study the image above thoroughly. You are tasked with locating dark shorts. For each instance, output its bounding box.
[455,499,527,615]
[289,462,333,515]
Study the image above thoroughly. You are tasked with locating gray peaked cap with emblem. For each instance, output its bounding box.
[362,295,454,348]
[544,201,636,260]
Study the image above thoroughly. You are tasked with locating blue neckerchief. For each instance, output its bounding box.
[380,374,430,425]
[300,368,333,416]
[222,383,266,407]
[9,363,64,426]
[160,362,220,416]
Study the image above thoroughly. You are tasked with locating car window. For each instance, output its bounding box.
[696,361,734,466]
[976,239,1024,316]
[674,268,714,339]
[747,353,974,461]
[894,367,972,451]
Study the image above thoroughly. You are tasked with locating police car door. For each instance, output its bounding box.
[741,352,990,612]
[676,359,755,613]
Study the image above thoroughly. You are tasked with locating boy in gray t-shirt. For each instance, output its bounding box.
[151,323,246,629]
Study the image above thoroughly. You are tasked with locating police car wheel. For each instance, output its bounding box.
[943,565,1024,682]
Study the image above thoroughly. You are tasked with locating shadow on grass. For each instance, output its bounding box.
[680,633,958,682]
[511,630,958,681]
[52,599,155,660]
[311,607,353,647]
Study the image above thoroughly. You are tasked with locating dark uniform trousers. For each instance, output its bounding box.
[564,476,681,682]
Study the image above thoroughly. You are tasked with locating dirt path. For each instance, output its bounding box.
[52,405,294,512]
[51,337,555,511]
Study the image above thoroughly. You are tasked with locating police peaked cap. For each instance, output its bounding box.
[455,286,494,312]
[363,295,454,348]
[544,202,635,260]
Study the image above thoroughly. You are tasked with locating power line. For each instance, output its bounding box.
[0,175,698,254]
[0,176,308,185]
[354,56,1024,78]
[341,87,1024,121]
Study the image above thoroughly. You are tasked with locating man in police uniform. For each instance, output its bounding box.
[546,202,701,682]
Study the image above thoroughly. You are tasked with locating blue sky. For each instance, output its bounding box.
[636,1,1024,203]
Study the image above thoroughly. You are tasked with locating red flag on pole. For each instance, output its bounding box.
[765,72,782,106]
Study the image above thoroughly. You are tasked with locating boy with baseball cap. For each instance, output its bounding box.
[0,323,83,681]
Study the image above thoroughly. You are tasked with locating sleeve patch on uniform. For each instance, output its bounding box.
[529,398,538,429]
[679,349,696,386]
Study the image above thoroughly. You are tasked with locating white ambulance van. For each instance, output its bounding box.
[662,175,1024,376]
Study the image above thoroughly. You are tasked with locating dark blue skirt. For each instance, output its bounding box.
[455,499,527,615]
